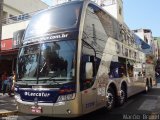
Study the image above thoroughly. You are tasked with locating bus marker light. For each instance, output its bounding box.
[59,88,74,94]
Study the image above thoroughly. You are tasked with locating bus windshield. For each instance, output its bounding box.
[17,40,76,84]
[24,2,82,39]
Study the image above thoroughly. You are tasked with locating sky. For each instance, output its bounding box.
[41,0,160,37]
[123,0,160,37]
[41,0,53,5]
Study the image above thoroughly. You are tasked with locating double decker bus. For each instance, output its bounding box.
[14,0,155,117]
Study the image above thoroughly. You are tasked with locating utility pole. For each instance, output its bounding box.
[0,0,3,52]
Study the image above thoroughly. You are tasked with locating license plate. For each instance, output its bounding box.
[31,106,42,113]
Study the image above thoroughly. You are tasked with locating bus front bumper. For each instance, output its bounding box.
[15,98,81,117]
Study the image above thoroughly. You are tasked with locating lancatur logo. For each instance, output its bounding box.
[24,92,50,97]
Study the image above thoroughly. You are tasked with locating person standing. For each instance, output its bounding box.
[0,73,2,92]
[1,71,8,95]
[11,71,16,94]
[155,68,160,83]
[7,76,12,96]
[7,71,16,96]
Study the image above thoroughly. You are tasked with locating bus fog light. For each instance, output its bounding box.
[67,109,71,114]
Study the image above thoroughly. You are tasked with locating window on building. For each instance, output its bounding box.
[9,14,17,21]
[125,48,128,57]
[144,36,148,43]
[119,7,122,15]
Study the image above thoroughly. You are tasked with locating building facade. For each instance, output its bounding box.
[133,29,153,46]
[153,38,158,59]
[0,0,48,75]
[3,0,48,18]
[154,37,160,59]
[2,0,48,47]
[133,29,158,64]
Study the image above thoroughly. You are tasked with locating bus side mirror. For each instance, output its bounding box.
[85,62,93,79]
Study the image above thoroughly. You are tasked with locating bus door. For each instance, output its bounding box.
[80,55,97,114]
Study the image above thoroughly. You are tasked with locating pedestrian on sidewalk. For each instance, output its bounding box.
[12,70,16,84]
[1,71,8,95]
[155,68,160,84]
[0,72,2,92]
[9,71,16,96]
[8,76,13,96]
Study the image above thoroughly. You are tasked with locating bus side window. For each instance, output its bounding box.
[119,64,125,77]
[138,72,142,76]
[109,62,119,78]
[85,62,93,79]
[109,62,125,78]
[127,60,134,77]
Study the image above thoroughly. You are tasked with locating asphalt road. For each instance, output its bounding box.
[4,86,160,120]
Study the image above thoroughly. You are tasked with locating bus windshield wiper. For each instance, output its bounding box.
[40,62,46,73]
[17,80,28,85]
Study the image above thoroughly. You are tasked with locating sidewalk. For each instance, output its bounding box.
[0,93,17,115]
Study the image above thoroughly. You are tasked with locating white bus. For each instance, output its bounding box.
[14,0,155,117]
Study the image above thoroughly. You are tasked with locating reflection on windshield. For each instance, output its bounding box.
[39,41,75,80]
[17,40,76,83]
[18,45,39,79]
[24,2,82,39]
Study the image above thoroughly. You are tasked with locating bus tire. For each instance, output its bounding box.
[106,87,115,111]
[117,86,127,106]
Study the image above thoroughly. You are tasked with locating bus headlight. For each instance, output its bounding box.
[57,93,75,102]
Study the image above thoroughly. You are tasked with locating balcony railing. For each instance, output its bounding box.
[2,12,35,25]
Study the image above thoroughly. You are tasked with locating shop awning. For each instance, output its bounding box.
[0,49,19,60]
[0,48,18,55]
